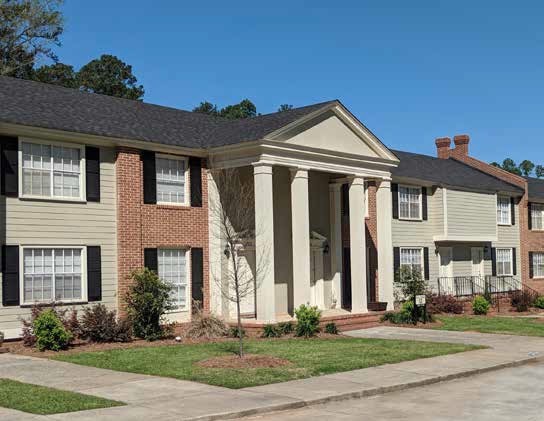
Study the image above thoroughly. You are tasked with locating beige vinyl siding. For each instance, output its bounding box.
[0,144,117,336]
[445,189,497,239]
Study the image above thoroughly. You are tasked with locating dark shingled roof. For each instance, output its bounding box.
[0,76,336,149]
[392,150,523,194]
[526,177,544,200]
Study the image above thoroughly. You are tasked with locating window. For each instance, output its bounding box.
[158,249,187,309]
[531,203,544,230]
[496,248,513,276]
[400,248,423,276]
[21,141,84,200]
[533,253,544,278]
[496,196,511,225]
[399,186,421,220]
[22,247,85,304]
[156,155,187,204]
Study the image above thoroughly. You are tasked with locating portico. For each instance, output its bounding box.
[208,103,399,322]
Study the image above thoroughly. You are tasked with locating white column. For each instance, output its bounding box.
[349,176,368,313]
[253,163,276,321]
[291,168,311,308]
[377,179,395,310]
[329,183,343,308]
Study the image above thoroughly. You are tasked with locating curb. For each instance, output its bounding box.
[187,355,542,421]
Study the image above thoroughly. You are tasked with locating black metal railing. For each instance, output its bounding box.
[437,275,526,298]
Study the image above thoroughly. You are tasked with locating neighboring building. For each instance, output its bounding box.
[0,75,537,338]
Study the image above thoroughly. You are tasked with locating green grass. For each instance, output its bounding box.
[0,378,124,415]
[54,338,480,389]
[435,315,544,337]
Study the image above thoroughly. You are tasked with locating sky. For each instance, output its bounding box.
[52,1,544,164]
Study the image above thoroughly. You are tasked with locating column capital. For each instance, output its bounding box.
[348,175,366,186]
[289,167,309,179]
[253,162,273,175]
[377,179,392,189]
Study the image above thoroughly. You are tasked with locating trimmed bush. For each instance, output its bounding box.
[324,322,339,335]
[262,324,281,338]
[125,268,174,341]
[427,294,464,314]
[294,304,321,338]
[229,326,246,338]
[79,304,132,343]
[511,290,534,313]
[533,296,544,309]
[472,295,490,315]
[33,309,72,351]
[21,304,79,347]
[277,322,294,335]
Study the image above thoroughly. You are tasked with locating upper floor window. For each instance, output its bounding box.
[156,155,188,205]
[399,185,421,220]
[21,141,84,200]
[158,249,188,309]
[531,203,544,230]
[533,253,544,278]
[496,248,513,276]
[400,247,423,276]
[496,196,511,225]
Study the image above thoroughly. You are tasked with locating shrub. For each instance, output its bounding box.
[511,290,534,313]
[21,304,79,347]
[294,304,321,338]
[277,322,294,335]
[125,268,174,341]
[185,305,228,339]
[262,324,281,338]
[533,296,544,309]
[472,295,490,315]
[324,322,339,335]
[382,300,433,324]
[33,309,72,351]
[0,331,4,347]
[229,326,246,338]
[427,294,464,314]
[79,304,132,343]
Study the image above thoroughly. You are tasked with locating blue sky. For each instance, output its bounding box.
[54,1,543,164]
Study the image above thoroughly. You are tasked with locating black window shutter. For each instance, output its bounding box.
[189,157,202,207]
[529,252,534,279]
[491,248,497,276]
[393,247,400,276]
[392,183,399,219]
[144,248,158,273]
[85,146,101,202]
[422,187,428,220]
[1,136,18,197]
[2,245,19,306]
[142,151,156,204]
[423,247,430,280]
[87,246,102,301]
[191,247,204,308]
[510,197,515,225]
[512,248,517,276]
[528,203,533,230]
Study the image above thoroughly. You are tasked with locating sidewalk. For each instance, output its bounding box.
[1,327,543,421]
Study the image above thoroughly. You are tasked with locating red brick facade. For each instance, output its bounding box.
[435,136,544,293]
[116,147,210,314]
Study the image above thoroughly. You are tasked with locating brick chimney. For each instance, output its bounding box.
[452,134,470,157]
[435,137,452,159]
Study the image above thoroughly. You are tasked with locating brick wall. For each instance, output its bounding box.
[116,147,210,315]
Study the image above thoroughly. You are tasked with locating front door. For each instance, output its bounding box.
[438,247,453,294]
[471,247,485,277]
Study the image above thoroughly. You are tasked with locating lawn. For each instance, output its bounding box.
[55,338,481,389]
[435,315,544,337]
[0,378,124,415]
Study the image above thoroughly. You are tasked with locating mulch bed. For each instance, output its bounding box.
[196,354,292,369]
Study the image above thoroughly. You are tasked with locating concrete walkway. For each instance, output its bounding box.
[1,327,543,420]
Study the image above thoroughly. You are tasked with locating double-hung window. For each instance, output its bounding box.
[496,248,513,276]
[531,203,544,230]
[22,247,85,304]
[496,196,511,225]
[533,253,544,278]
[400,248,423,277]
[156,155,188,205]
[21,141,84,200]
[399,186,421,220]
[158,249,188,309]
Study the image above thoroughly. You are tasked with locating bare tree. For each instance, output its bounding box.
[209,166,268,357]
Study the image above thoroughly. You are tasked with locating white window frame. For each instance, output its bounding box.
[18,138,86,202]
[398,185,422,221]
[531,203,544,231]
[533,252,544,279]
[157,248,189,311]
[20,245,87,305]
[155,154,189,206]
[400,247,424,276]
[496,196,512,226]
[496,248,513,276]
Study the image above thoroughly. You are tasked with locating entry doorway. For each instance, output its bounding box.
[471,247,485,277]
